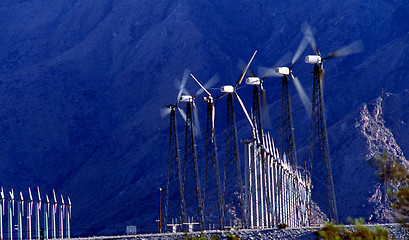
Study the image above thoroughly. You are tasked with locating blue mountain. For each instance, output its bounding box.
[0,0,408,236]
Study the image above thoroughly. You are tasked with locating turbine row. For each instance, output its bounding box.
[162,21,363,230]
[0,187,71,240]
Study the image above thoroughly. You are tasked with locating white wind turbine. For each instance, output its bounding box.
[17,192,24,240]
[8,189,15,240]
[43,194,50,240]
[65,197,71,239]
[27,188,34,240]
[59,195,65,239]
[0,188,5,240]
[51,190,57,239]
[35,187,42,240]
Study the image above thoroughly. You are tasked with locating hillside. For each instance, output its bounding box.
[0,0,408,236]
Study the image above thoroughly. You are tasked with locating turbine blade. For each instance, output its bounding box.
[234,92,254,130]
[177,68,190,100]
[214,93,227,100]
[28,187,33,201]
[291,37,309,68]
[191,73,211,97]
[160,107,171,118]
[203,73,219,90]
[37,186,41,202]
[261,87,272,129]
[53,189,57,203]
[193,104,201,138]
[177,107,187,122]
[325,39,363,60]
[291,74,312,117]
[258,66,280,79]
[237,58,256,77]
[235,50,257,87]
[301,22,320,56]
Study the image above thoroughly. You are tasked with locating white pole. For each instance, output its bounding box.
[17,192,23,240]
[59,196,64,239]
[28,188,34,240]
[0,188,4,240]
[51,191,57,240]
[0,200,3,240]
[244,141,251,228]
[8,190,14,240]
[44,195,50,240]
[35,187,41,240]
[65,198,71,239]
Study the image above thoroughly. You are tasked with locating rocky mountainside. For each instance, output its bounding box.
[0,0,408,236]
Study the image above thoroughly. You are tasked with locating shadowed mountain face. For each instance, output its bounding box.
[0,0,408,236]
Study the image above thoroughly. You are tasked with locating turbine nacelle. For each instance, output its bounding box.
[203,96,213,103]
[245,76,261,85]
[220,85,234,93]
[179,95,193,102]
[274,67,290,76]
[305,55,321,64]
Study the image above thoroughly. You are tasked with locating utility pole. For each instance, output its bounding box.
[159,188,162,233]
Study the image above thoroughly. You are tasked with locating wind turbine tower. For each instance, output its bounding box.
[51,190,57,239]
[35,187,41,240]
[302,22,363,223]
[179,91,204,230]
[27,188,34,240]
[44,195,50,240]
[190,73,225,229]
[219,50,257,227]
[0,188,5,240]
[244,74,271,227]
[8,189,14,240]
[59,195,65,239]
[17,192,24,240]
[65,197,71,239]
[161,71,190,231]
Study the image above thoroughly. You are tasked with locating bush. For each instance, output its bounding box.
[317,219,392,240]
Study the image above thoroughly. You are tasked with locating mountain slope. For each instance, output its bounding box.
[0,0,408,235]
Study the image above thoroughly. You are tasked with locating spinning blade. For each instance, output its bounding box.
[301,22,320,56]
[291,74,311,116]
[177,68,190,100]
[235,50,257,87]
[324,40,363,60]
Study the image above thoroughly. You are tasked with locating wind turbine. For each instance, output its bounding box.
[242,65,280,227]
[35,187,41,240]
[59,195,65,239]
[178,81,205,230]
[27,188,34,240]
[0,188,5,240]
[216,50,257,227]
[190,73,225,229]
[43,195,50,240]
[273,39,310,170]
[161,69,189,231]
[302,22,363,224]
[65,197,71,239]
[17,192,24,240]
[51,190,57,239]
[8,189,15,240]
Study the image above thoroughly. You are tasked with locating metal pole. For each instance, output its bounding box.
[159,188,162,233]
